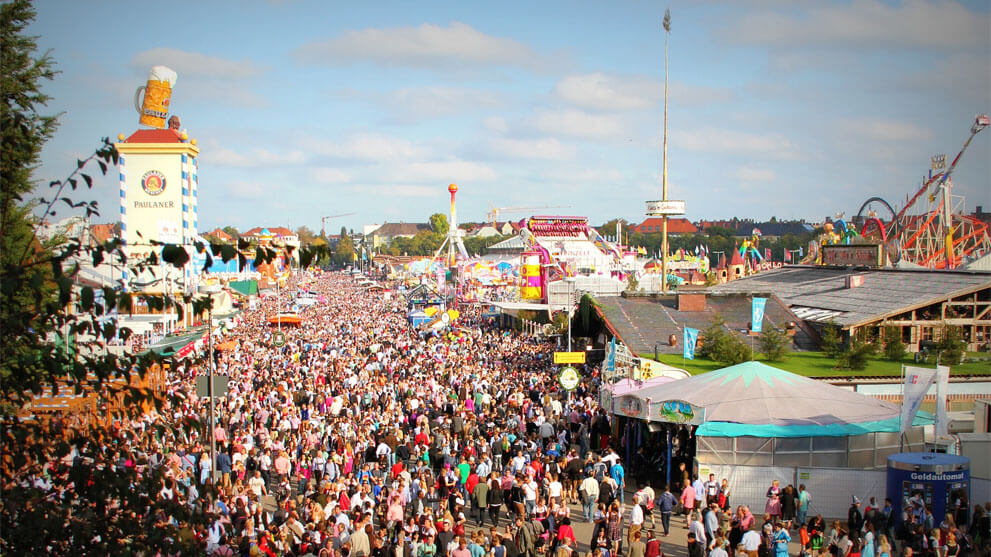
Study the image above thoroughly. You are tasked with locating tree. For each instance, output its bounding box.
[883,326,907,362]
[221,225,239,240]
[835,329,877,370]
[334,233,355,265]
[429,212,449,235]
[820,321,842,358]
[759,326,791,362]
[295,225,317,246]
[698,314,752,365]
[934,325,966,365]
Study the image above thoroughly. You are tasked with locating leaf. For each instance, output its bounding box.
[68,177,77,190]
[82,173,92,188]
[77,159,85,169]
[80,287,94,311]
[98,160,107,174]
[92,247,104,267]
[161,244,190,268]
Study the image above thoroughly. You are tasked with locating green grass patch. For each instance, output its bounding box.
[649,351,991,377]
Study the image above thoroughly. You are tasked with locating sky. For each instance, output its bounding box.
[29,0,991,235]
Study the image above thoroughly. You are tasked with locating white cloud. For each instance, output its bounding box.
[205,145,308,167]
[132,48,264,79]
[733,166,777,182]
[554,73,655,111]
[541,168,624,183]
[386,160,497,183]
[310,167,352,184]
[310,133,430,162]
[834,118,931,142]
[531,109,625,140]
[221,180,267,199]
[391,86,502,119]
[294,22,550,70]
[678,127,800,159]
[726,0,988,49]
[553,73,733,111]
[367,185,438,198]
[487,137,576,160]
[482,116,509,134]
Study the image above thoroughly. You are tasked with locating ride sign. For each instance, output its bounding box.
[272,331,287,347]
[645,200,686,216]
[558,366,580,391]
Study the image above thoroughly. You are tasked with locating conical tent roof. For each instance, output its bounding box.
[628,361,932,437]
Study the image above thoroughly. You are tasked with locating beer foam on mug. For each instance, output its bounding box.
[148,65,177,87]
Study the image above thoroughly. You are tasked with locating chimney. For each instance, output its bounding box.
[845,275,865,289]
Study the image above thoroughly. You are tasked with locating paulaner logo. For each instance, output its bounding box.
[141,170,166,196]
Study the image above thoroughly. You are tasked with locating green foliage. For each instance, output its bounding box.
[698,314,752,365]
[759,326,791,361]
[429,212,449,235]
[334,233,355,265]
[835,329,877,370]
[820,321,842,358]
[934,325,966,365]
[883,326,907,362]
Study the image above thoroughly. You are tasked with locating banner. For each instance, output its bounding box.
[901,366,937,433]
[683,327,699,360]
[935,365,950,436]
[784,249,792,262]
[607,336,616,373]
[751,297,768,333]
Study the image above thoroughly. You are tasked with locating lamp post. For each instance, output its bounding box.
[565,277,576,352]
[199,283,222,482]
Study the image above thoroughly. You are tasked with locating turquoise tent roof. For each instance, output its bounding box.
[627,361,935,437]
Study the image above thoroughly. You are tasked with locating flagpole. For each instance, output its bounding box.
[899,363,905,451]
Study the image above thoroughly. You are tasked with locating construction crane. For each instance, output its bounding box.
[321,212,356,237]
[486,203,571,227]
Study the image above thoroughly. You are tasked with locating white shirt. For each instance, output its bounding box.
[709,547,728,557]
[741,531,761,551]
[631,504,644,525]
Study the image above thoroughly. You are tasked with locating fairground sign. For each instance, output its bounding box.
[821,244,884,268]
[645,200,686,216]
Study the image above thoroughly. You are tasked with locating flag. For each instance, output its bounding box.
[607,337,616,373]
[901,366,937,433]
[799,246,804,257]
[765,248,771,260]
[683,327,699,360]
[751,297,767,332]
[784,249,792,262]
[935,365,950,436]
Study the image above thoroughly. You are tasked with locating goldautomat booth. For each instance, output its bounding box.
[886,453,970,526]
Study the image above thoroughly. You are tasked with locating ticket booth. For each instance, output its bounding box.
[886,453,969,527]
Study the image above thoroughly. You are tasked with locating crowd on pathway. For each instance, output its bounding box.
[7,270,990,557]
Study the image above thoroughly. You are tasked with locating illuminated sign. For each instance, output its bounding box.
[558,366,580,390]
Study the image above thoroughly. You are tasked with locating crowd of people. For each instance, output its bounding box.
[5,270,991,556]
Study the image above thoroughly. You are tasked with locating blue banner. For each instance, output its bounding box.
[683,327,698,360]
[606,336,616,372]
[752,297,768,333]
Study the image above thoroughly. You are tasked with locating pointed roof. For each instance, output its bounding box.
[124,128,183,143]
[715,253,727,271]
[729,248,745,266]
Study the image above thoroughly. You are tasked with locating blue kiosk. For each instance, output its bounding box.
[887,453,970,527]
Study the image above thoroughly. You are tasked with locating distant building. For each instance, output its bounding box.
[633,217,698,236]
[203,227,234,244]
[368,222,431,249]
[697,219,814,239]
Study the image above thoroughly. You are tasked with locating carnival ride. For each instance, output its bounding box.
[845,114,990,268]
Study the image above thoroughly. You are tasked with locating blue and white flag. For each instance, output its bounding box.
[901,366,937,433]
[751,297,768,333]
[683,327,699,360]
[606,336,616,373]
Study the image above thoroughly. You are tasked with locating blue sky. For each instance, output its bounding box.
[30,0,991,234]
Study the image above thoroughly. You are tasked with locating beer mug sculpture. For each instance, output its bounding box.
[134,66,177,128]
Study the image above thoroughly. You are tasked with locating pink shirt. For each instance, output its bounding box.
[681,486,696,509]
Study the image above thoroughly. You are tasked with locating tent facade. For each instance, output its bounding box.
[614,361,932,470]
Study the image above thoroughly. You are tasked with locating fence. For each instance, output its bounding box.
[699,463,887,520]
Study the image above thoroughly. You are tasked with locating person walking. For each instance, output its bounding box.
[797,485,811,529]
[657,484,678,537]
[581,470,601,522]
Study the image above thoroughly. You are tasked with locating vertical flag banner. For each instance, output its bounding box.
[683,327,699,360]
[935,365,950,436]
[901,366,937,433]
[764,248,771,260]
[784,250,792,262]
[799,246,804,257]
[751,297,768,333]
[607,336,616,374]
